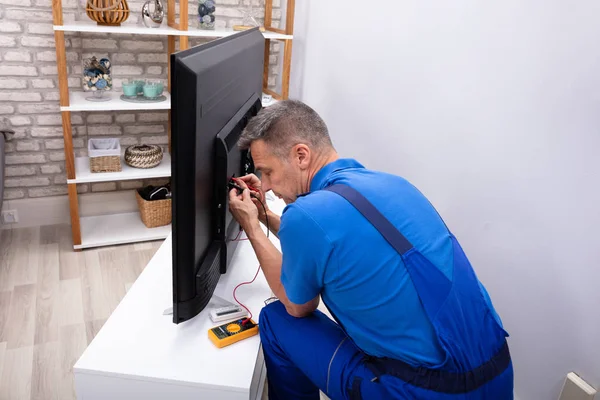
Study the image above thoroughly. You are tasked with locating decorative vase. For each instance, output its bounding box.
[86,0,130,26]
[198,0,215,30]
[82,56,112,102]
[141,0,164,28]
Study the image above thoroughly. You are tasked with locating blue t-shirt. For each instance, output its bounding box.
[279,158,501,367]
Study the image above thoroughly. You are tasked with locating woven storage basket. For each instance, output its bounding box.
[136,190,171,228]
[88,138,121,173]
[125,144,163,169]
[86,0,130,26]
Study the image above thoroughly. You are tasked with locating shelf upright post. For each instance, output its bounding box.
[281,0,294,99]
[179,0,189,50]
[262,0,295,100]
[53,0,82,248]
[281,38,293,99]
[167,0,190,152]
[263,37,271,97]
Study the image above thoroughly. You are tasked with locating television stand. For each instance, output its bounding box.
[73,199,285,399]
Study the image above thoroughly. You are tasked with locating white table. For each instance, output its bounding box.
[74,199,284,400]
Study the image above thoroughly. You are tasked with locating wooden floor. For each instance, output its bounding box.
[0,224,162,400]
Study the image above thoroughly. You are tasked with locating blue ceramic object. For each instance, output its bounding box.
[198,0,215,29]
[82,56,112,96]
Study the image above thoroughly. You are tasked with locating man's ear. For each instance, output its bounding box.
[293,144,310,170]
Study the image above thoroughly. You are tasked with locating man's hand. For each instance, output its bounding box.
[235,174,270,223]
[229,187,261,236]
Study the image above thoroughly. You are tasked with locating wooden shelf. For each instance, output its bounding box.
[77,212,171,249]
[53,22,293,40]
[68,153,171,184]
[61,91,171,112]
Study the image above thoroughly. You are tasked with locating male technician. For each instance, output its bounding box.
[228,100,513,399]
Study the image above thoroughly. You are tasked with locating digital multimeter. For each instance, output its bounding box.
[208,319,259,348]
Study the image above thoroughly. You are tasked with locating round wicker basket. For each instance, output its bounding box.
[86,0,130,26]
[124,144,163,169]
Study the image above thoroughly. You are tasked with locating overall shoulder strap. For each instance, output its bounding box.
[324,184,414,256]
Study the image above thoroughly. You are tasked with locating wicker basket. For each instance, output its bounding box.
[125,144,163,169]
[89,138,121,173]
[136,190,171,228]
[86,0,130,26]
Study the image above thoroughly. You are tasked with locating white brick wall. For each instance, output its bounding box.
[0,65,37,76]
[4,51,32,62]
[41,164,62,174]
[0,79,27,89]
[0,21,23,32]
[1,0,282,199]
[6,166,36,176]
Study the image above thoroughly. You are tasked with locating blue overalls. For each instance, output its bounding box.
[259,184,513,399]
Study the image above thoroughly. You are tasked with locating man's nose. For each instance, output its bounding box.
[262,178,271,193]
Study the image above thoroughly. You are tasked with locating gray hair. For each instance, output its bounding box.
[239,99,333,158]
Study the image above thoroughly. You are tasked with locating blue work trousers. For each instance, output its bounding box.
[259,301,513,400]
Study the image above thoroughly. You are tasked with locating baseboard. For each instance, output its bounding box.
[1,190,139,229]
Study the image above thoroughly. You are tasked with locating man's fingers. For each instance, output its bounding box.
[229,188,240,202]
[240,174,260,187]
[234,178,249,190]
[242,188,251,201]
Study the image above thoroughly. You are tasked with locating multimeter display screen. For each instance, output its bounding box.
[211,320,256,339]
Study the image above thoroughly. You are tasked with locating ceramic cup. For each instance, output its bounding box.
[133,79,146,95]
[122,81,138,97]
[148,80,164,96]
[143,82,160,99]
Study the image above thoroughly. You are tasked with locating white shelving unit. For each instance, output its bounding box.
[63,91,276,113]
[52,0,296,250]
[61,91,171,112]
[77,212,171,249]
[69,153,171,184]
[54,21,293,40]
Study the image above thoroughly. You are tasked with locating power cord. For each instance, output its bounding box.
[230,190,270,325]
[233,263,261,325]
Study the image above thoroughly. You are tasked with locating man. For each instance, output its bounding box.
[228,100,513,399]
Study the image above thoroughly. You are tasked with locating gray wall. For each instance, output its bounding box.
[291,1,600,399]
[0,0,281,200]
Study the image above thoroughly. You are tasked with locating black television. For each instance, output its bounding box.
[170,28,264,324]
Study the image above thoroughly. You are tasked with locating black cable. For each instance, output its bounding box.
[255,196,269,238]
